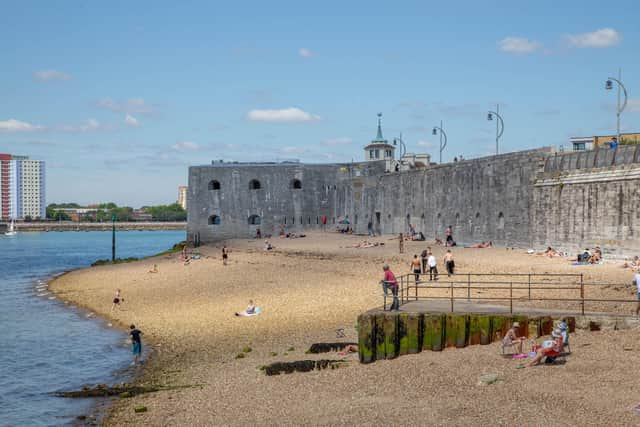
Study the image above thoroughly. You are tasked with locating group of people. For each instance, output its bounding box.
[502,321,570,367]
[409,247,456,281]
[110,289,144,365]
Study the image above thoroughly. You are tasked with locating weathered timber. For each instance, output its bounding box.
[422,314,444,351]
[398,313,421,355]
[357,314,375,363]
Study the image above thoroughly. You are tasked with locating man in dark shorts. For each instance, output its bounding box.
[130,324,143,365]
[222,245,229,266]
[445,225,453,247]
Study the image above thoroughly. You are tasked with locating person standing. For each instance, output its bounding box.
[222,245,229,266]
[410,255,422,283]
[399,233,404,254]
[633,271,640,316]
[111,289,123,313]
[381,264,399,311]
[421,247,429,274]
[367,220,374,237]
[129,324,143,365]
[445,225,453,247]
[444,250,455,277]
[427,252,438,281]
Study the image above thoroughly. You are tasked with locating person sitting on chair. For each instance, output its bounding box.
[528,330,564,366]
[502,322,525,354]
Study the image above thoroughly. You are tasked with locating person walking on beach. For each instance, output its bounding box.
[381,264,399,311]
[111,289,123,312]
[129,324,143,365]
[222,245,229,266]
[410,254,422,283]
[444,250,455,277]
[428,253,438,281]
[421,248,428,274]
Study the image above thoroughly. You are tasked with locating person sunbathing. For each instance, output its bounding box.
[235,300,258,316]
[528,330,564,366]
[623,256,640,270]
[467,241,490,248]
[338,344,359,356]
[502,322,525,353]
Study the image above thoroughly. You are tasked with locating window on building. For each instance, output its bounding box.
[498,212,505,229]
[291,179,302,189]
[249,179,261,190]
[248,215,261,225]
[369,150,375,159]
[208,215,221,225]
[375,149,380,159]
[209,180,221,190]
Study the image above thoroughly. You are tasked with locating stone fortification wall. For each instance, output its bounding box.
[533,145,640,254]
[340,148,552,246]
[187,162,386,243]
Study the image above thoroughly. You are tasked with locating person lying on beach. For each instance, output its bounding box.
[528,330,564,366]
[148,264,158,273]
[338,344,359,356]
[264,240,273,251]
[588,247,602,264]
[111,289,123,312]
[434,238,444,246]
[235,300,259,316]
[466,241,493,249]
[534,247,559,257]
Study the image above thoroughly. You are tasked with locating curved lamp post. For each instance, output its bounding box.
[487,107,504,155]
[605,69,628,143]
[111,214,116,262]
[432,123,447,163]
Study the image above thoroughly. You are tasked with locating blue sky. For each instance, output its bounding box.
[1,1,639,206]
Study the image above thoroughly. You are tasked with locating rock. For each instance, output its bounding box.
[478,373,502,386]
[120,391,132,398]
[134,405,148,413]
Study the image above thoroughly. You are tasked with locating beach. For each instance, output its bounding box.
[49,232,640,426]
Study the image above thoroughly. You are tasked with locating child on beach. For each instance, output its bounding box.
[235,300,258,316]
[129,324,143,365]
[111,289,123,312]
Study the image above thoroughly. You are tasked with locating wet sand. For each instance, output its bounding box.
[49,232,640,426]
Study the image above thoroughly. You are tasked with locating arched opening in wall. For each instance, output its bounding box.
[332,217,335,224]
[208,215,221,225]
[249,179,261,190]
[300,216,303,224]
[498,212,505,229]
[388,214,392,219]
[291,179,302,189]
[292,217,295,225]
[406,214,411,229]
[248,215,261,225]
[355,215,358,225]
[307,216,311,225]
[208,180,221,190]
[284,217,287,225]
[316,216,319,224]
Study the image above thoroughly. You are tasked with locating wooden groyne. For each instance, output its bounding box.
[4,222,186,232]
[357,311,578,364]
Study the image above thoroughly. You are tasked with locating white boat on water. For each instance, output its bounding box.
[5,220,17,236]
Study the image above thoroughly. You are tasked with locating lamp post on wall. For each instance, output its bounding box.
[432,121,447,164]
[111,214,116,262]
[487,104,504,155]
[605,69,628,143]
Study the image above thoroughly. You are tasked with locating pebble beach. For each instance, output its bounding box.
[49,232,640,426]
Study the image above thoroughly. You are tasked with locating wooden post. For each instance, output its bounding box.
[510,282,513,313]
[528,273,531,300]
[467,273,471,301]
[415,272,418,301]
[580,273,584,315]
[450,281,454,312]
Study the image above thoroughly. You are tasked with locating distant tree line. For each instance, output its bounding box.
[46,202,186,222]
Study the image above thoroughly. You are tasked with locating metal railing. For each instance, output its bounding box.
[382,272,636,315]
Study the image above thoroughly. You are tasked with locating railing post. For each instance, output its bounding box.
[467,273,471,301]
[510,281,513,313]
[528,273,531,300]
[415,273,418,301]
[580,273,584,315]
[450,281,454,312]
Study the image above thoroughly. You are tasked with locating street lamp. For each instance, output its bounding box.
[393,133,406,160]
[605,69,628,143]
[487,105,504,155]
[432,121,447,163]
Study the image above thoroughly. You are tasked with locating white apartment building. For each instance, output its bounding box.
[0,154,46,220]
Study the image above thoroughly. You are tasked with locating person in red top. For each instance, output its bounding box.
[528,330,564,366]
[381,264,399,311]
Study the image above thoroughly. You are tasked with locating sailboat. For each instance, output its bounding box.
[5,220,17,236]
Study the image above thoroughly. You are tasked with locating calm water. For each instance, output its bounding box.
[0,230,185,426]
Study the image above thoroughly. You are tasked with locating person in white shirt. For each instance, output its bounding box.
[633,273,640,315]
[427,254,438,281]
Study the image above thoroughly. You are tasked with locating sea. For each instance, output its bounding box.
[0,230,185,426]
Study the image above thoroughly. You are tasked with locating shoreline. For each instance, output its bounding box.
[8,221,186,232]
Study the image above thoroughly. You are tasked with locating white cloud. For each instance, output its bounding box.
[299,48,313,58]
[417,140,436,149]
[323,137,352,146]
[124,114,139,127]
[0,118,42,132]
[171,141,199,151]
[566,28,621,48]
[247,107,321,123]
[97,97,154,114]
[34,69,71,82]
[58,118,107,133]
[498,37,541,54]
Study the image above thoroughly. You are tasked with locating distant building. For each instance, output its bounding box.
[178,186,188,210]
[364,113,395,162]
[0,154,46,220]
[132,209,153,221]
[571,132,640,151]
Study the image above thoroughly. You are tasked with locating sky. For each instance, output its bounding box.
[1,1,639,206]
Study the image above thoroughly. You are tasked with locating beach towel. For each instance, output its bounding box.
[238,307,262,316]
